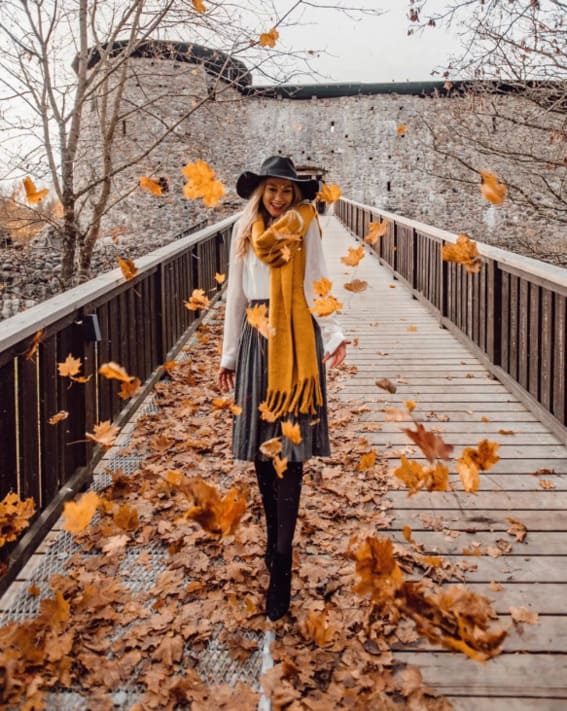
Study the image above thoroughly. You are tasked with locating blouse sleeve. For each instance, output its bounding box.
[220,222,247,370]
[303,219,346,356]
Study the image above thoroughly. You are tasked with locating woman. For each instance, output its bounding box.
[218,156,347,621]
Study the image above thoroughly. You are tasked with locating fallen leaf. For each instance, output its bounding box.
[488,581,504,592]
[397,124,407,136]
[480,170,506,205]
[539,479,556,489]
[48,410,69,425]
[86,420,120,449]
[344,279,368,293]
[117,256,138,281]
[375,378,397,394]
[403,422,454,462]
[340,245,365,267]
[507,517,527,543]
[23,176,48,204]
[357,451,376,471]
[139,176,163,196]
[510,607,539,625]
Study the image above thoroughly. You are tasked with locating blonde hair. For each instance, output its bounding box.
[236,179,304,257]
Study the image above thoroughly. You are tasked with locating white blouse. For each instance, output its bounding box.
[220,218,346,370]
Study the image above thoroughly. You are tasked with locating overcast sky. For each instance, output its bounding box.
[276,0,462,84]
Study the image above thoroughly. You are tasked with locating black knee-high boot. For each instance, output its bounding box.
[266,461,303,621]
[254,458,278,569]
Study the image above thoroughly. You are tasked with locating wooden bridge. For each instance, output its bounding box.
[1,202,566,709]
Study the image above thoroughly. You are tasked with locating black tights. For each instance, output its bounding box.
[254,458,303,557]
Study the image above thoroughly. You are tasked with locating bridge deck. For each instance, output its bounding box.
[1,216,566,709]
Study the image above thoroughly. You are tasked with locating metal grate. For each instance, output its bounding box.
[196,628,265,689]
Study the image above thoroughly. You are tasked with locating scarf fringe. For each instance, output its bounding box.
[265,377,323,420]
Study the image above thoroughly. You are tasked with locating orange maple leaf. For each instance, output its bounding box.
[281,420,302,445]
[299,609,337,647]
[192,0,206,12]
[310,294,343,317]
[24,329,43,361]
[86,420,120,449]
[357,451,377,471]
[259,437,283,459]
[246,303,272,338]
[48,410,69,425]
[117,256,138,280]
[344,279,368,293]
[98,362,133,383]
[185,288,210,311]
[259,401,277,422]
[340,245,365,267]
[403,422,454,462]
[118,377,141,400]
[349,535,405,607]
[0,492,36,547]
[181,160,225,207]
[215,272,226,284]
[394,455,449,496]
[259,27,279,48]
[397,124,407,136]
[312,276,332,297]
[273,455,288,479]
[456,439,500,493]
[480,170,506,205]
[316,183,341,204]
[442,234,482,274]
[23,176,49,204]
[139,176,163,196]
[57,353,82,378]
[364,220,388,244]
[62,491,100,534]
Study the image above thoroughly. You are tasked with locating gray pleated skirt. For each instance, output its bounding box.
[232,300,331,462]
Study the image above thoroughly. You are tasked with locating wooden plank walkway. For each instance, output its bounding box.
[1,215,566,710]
[326,215,567,709]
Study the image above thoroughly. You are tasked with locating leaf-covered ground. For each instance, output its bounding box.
[1,306,508,710]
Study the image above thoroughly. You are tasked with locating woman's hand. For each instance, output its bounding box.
[323,340,349,368]
[217,367,235,392]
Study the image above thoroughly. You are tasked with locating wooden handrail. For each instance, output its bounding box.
[336,198,567,442]
[0,215,238,591]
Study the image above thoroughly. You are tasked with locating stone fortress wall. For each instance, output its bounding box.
[84,47,563,266]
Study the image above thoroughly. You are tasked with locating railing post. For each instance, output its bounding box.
[486,260,502,366]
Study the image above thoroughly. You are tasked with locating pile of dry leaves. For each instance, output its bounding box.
[0,308,510,710]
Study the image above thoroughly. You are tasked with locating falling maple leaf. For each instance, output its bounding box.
[404,400,417,413]
[215,272,226,284]
[139,176,163,196]
[281,420,302,445]
[376,378,397,394]
[117,256,138,281]
[246,303,272,338]
[480,170,506,205]
[312,276,332,297]
[62,491,100,534]
[113,503,140,532]
[0,492,36,547]
[349,536,405,607]
[507,517,527,543]
[118,377,141,400]
[510,607,539,625]
[24,329,43,360]
[456,439,500,493]
[259,437,283,459]
[442,234,482,274]
[192,0,206,12]
[397,124,407,136]
[403,422,454,462]
[185,288,210,311]
[357,451,376,471]
[539,479,556,489]
[259,401,277,422]
[181,160,225,207]
[23,176,49,204]
[364,221,388,245]
[341,245,365,267]
[310,294,343,317]
[299,609,337,647]
[259,27,279,48]
[57,353,82,378]
[316,183,341,204]
[86,420,120,449]
[394,456,449,495]
[273,455,288,479]
[99,362,133,383]
[48,410,69,425]
[344,279,368,293]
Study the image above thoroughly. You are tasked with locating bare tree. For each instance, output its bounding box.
[0,0,384,285]
[407,0,567,255]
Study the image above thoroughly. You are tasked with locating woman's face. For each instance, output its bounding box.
[262,178,294,219]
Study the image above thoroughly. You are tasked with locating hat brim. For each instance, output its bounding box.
[236,171,319,201]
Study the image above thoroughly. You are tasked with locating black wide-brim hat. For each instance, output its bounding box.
[236,156,319,201]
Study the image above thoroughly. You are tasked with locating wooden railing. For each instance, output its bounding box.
[336,198,567,441]
[0,215,237,589]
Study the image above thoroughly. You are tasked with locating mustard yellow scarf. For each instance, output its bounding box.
[251,203,323,419]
